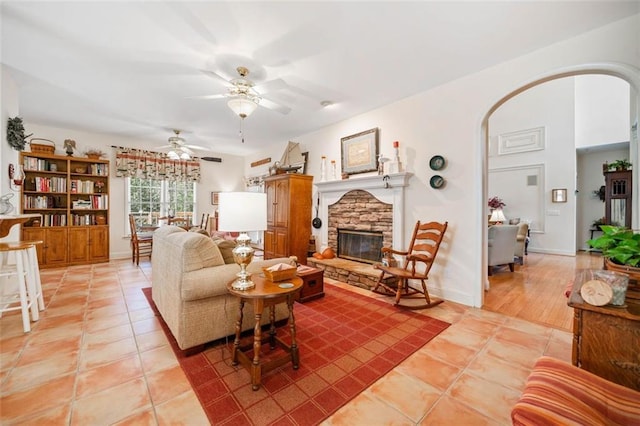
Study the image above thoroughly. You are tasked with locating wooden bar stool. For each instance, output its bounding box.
[0,241,44,332]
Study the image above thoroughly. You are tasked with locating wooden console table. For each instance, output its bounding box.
[568,272,640,391]
[227,274,302,390]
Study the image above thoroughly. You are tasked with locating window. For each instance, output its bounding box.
[127,177,196,231]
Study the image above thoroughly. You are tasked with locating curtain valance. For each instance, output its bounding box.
[114,147,201,182]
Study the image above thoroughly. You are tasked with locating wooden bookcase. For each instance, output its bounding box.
[263,173,313,264]
[19,152,110,268]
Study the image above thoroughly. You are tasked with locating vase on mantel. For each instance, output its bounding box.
[320,156,327,182]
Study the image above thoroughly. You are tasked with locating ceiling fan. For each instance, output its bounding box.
[159,130,208,160]
[193,66,292,117]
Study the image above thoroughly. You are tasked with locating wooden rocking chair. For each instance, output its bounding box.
[373,220,448,309]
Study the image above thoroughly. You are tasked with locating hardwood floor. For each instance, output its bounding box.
[483,251,604,332]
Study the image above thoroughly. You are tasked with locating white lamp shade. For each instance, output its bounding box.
[490,208,506,223]
[227,97,258,118]
[218,192,267,232]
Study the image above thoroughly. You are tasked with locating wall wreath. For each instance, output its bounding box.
[6,116,32,151]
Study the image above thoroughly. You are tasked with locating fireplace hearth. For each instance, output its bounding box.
[338,228,383,264]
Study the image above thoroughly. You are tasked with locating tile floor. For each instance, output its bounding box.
[0,260,572,425]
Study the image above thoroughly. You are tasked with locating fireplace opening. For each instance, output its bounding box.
[337,228,384,264]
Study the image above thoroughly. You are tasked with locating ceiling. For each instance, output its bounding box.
[2,2,637,156]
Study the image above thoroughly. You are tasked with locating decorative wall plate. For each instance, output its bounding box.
[429,155,446,171]
[430,175,445,189]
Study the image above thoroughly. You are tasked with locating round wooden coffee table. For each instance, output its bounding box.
[227,274,303,390]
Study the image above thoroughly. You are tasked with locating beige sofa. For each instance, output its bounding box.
[151,226,296,350]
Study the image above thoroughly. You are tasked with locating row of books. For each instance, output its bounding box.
[22,157,109,176]
[70,180,106,194]
[71,195,108,210]
[23,195,65,209]
[88,163,108,176]
[39,214,67,227]
[71,214,106,226]
[23,157,64,172]
[29,176,67,193]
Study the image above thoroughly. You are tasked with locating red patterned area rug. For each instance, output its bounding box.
[142,285,449,425]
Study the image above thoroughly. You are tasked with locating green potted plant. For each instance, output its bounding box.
[587,225,640,282]
[608,159,632,171]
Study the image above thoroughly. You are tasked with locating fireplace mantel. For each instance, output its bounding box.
[315,172,412,251]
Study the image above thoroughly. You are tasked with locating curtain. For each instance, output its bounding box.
[115,147,201,182]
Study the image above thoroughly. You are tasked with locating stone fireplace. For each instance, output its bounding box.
[309,172,411,288]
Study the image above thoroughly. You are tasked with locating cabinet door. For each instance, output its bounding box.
[22,228,46,265]
[45,227,68,265]
[266,182,277,227]
[274,228,289,258]
[264,228,276,259]
[89,226,109,261]
[68,228,88,263]
[274,179,289,228]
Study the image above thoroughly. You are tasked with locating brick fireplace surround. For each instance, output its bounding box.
[309,173,411,289]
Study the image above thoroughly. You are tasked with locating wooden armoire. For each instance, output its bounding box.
[263,173,313,264]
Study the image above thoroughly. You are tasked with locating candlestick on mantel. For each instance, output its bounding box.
[388,141,403,173]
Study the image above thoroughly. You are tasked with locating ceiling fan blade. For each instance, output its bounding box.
[201,157,222,163]
[253,78,288,95]
[186,94,227,100]
[157,144,172,149]
[200,69,232,85]
[260,98,292,115]
[181,146,195,155]
[185,144,209,151]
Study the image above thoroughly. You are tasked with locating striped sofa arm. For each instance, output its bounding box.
[512,356,640,426]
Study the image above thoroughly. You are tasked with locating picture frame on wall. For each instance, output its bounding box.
[341,128,379,175]
[211,192,219,205]
[552,188,567,203]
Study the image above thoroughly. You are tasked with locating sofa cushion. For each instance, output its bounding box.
[213,238,237,264]
[170,232,225,272]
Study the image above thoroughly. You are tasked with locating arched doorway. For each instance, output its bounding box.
[478,62,640,307]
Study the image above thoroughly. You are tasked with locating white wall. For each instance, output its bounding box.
[23,123,246,259]
[488,77,576,256]
[1,66,22,241]
[245,14,640,307]
[576,75,630,147]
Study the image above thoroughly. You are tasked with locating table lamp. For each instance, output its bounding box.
[489,208,506,225]
[218,192,267,290]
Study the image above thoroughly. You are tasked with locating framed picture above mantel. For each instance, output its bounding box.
[341,128,379,175]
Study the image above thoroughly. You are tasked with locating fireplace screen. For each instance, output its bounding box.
[337,229,384,264]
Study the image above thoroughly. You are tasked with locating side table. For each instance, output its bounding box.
[296,265,325,302]
[227,274,303,390]
[567,270,640,391]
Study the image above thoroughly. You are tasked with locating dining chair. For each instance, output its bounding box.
[128,214,153,265]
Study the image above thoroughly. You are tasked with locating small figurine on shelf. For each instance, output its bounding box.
[63,139,76,157]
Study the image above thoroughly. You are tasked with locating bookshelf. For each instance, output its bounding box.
[20,152,110,267]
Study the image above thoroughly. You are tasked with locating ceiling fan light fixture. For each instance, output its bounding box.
[167,150,180,160]
[179,151,191,160]
[227,96,258,119]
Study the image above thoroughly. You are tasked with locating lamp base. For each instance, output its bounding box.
[231,233,256,291]
[231,275,255,291]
